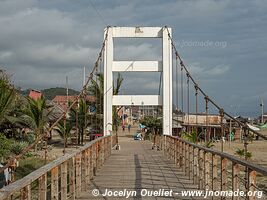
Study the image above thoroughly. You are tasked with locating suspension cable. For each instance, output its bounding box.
[175,52,179,111]
[195,84,198,142]
[181,61,184,113]
[205,96,209,143]
[164,25,267,140]
[187,72,190,131]
[0,26,111,173]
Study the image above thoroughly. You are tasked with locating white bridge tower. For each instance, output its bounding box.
[103,27,172,136]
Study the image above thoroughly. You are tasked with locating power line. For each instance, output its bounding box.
[89,0,108,26]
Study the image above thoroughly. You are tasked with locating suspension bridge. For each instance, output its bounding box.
[0,26,267,200]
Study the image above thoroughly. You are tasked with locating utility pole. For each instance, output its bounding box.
[83,66,86,86]
[63,76,69,155]
[260,99,264,124]
[66,76,69,102]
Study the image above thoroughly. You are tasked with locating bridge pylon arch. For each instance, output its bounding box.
[103,26,172,136]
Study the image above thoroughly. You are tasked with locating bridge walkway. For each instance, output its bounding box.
[78,129,198,200]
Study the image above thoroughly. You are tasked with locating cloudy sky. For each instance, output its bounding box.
[0,0,266,117]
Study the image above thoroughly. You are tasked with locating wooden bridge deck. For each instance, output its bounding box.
[78,134,198,200]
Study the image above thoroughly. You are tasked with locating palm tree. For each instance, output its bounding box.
[69,98,90,145]
[0,96,53,172]
[0,76,16,126]
[88,73,123,132]
[21,96,51,136]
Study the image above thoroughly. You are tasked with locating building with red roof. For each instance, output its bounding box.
[28,89,42,100]
[52,95,96,110]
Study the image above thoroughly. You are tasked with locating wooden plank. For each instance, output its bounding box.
[204,152,210,190]
[69,157,76,200]
[85,149,90,188]
[89,147,93,179]
[193,147,198,184]
[232,163,240,200]
[221,158,228,191]
[38,174,47,200]
[20,185,31,200]
[75,154,82,197]
[249,170,257,200]
[60,162,68,200]
[51,167,59,200]
[212,154,218,191]
[198,150,204,190]
[81,151,86,191]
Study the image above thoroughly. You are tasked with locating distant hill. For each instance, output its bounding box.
[20,87,80,100]
[42,87,80,100]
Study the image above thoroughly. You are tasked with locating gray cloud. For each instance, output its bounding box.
[0,0,267,116]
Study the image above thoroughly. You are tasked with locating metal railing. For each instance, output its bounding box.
[0,135,115,200]
[155,135,267,200]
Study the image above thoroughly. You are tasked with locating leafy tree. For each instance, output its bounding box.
[139,116,162,135]
[54,120,72,147]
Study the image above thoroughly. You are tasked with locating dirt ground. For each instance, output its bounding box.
[213,130,267,168]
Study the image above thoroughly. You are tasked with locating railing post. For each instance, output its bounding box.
[93,143,97,176]
[38,174,47,200]
[189,145,194,180]
[193,147,198,184]
[179,140,182,167]
[51,167,59,200]
[69,157,76,200]
[185,143,189,177]
[212,154,218,191]
[199,150,204,189]
[248,170,257,200]
[86,149,90,187]
[89,147,93,179]
[221,158,228,192]
[232,163,240,200]
[75,154,82,197]
[182,141,186,173]
[204,152,210,190]
[101,139,105,166]
[175,139,178,165]
[20,185,31,200]
[61,162,68,200]
[81,151,86,191]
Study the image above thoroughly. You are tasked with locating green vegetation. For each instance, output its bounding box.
[42,87,79,100]
[139,116,162,135]
[181,130,197,143]
[235,148,252,160]
[88,73,123,132]
[0,134,12,160]
[69,98,91,145]
[0,71,16,127]
[0,70,123,183]
[181,130,214,148]
[15,157,47,180]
